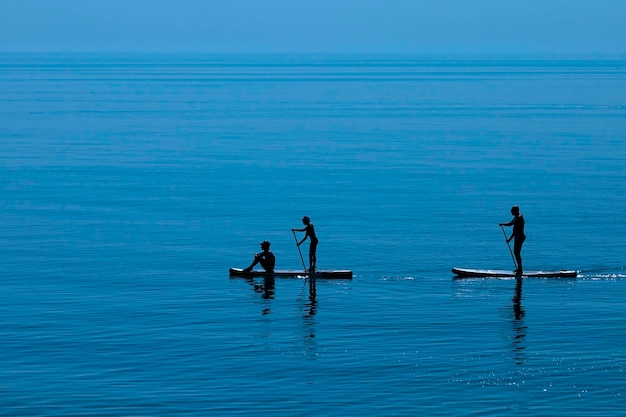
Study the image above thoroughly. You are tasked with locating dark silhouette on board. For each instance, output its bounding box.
[292,216,318,272]
[243,241,276,273]
[500,205,526,274]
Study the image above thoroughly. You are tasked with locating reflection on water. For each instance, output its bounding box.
[302,278,318,358]
[239,276,321,355]
[511,277,527,365]
[243,276,275,315]
[304,278,318,320]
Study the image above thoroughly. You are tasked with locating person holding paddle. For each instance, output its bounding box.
[499,205,526,274]
[243,241,276,273]
[292,216,318,272]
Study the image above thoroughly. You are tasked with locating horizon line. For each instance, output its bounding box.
[2,50,626,58]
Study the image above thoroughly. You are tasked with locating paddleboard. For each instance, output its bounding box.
[452,267,577,278]
[229,268,352,279]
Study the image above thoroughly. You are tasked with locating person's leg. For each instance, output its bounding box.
[309,242,317,271]
[259,258,273,272]
[244,255,260,271]
[514,238,524,272]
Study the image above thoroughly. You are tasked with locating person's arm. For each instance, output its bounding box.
[499,218,515,227]
[292,227,306,246]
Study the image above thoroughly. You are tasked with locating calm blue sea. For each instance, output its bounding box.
[1,54,625,416]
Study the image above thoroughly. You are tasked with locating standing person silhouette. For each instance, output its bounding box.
[499,205,526,274]
[292,216,318,272]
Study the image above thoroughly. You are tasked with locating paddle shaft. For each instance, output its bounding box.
[501,225,518,270]
[292,230,307,272]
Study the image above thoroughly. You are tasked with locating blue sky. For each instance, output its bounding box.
[1,0,624,54]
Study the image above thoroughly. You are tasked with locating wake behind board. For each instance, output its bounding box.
[452,267,577,278]
[229,268,352,279]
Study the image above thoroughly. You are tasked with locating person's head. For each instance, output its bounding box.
[510,205,520,216]
[260,241,271,250]
[301,216,310,225]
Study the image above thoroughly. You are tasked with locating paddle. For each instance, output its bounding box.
[292,229,307,272]
[501,225,518,271]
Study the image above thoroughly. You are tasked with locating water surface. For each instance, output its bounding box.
[1,54,625,416]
